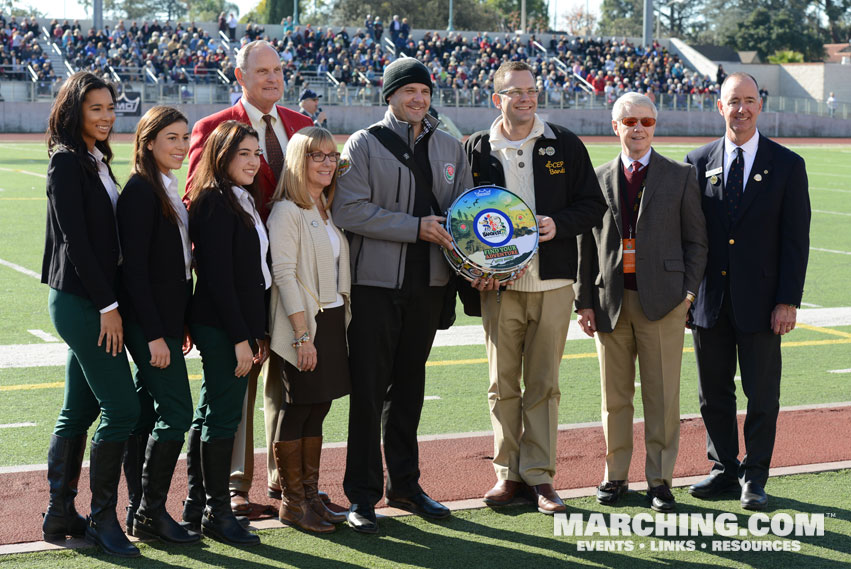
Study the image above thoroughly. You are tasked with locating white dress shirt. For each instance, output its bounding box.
[232,186,272,290]
[90,147,120,313]
[723,129,759,192]
[240,98,288,161]
[161,172,192,280]
[619,148,651,172]
[323,210,345,309]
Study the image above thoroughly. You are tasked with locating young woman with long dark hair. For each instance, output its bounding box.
[117,105,200,545]
[41,71,141,558]
[180,120,269,546]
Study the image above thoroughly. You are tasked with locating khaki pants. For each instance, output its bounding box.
[228,355,285,493]
[596,290,687,488]
[481,286,574,486]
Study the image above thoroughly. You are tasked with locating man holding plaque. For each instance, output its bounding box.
[575,92,707,512]
[464,61,606,515]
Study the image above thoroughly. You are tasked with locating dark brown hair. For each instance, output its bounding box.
[186,120,259,228]
[131,106,188,224]
[46,71,117,180]
[493,61,534,92]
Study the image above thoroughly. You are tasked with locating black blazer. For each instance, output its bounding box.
[685,134,810,333]
[189,188,267,344]
[41,150,121,310]
[117,174,191,341]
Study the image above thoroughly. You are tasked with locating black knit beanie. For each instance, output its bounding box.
[382,58,433,101]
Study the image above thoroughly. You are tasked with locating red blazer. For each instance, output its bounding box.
[185,99,313,220]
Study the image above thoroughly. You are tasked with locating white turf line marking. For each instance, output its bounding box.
[26,330,60,343]
[810,247,851,256]
[0,422,36,429]
[423,395,441,400]
[813,209,851,217]
[828,369,851,374]
[0,166,46,179]
[811,187,851,193]
[0,258,40,279]
[800,302,822,308]
[5,402,850,474]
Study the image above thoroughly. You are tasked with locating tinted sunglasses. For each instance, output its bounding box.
[619,117,657,127]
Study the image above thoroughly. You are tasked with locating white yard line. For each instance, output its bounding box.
[0,258,40,279]
[812,209,851,217]
[0,422,36,429]
[0,166,46,179]
[810,246,851,256]
[26,330,60,343]
[828,369,851,374]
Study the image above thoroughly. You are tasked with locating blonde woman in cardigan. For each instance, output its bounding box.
[267,127,351,533]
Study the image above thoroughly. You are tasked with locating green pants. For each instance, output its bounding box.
[190,324,250,441]
[49,288,139,443]
[123,319,194,442]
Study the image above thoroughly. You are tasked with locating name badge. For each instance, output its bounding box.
[622,238,636,274]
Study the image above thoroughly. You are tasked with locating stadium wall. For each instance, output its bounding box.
[2,102,850,137]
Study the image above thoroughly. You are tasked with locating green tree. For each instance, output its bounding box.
[187,0,241,23]
[725,6,824,61]
[330,0,500,31]
[597,0,643,37]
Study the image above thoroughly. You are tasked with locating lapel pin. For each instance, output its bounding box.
[538,148,546,156]
[764,169,768,174]
[311,220,319,227]
[546,146,555,156]
[710,175,719,185]
[753,174,762,182]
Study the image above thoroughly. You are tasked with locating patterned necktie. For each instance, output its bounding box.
[262,114,284,178]
[727,147,744,219]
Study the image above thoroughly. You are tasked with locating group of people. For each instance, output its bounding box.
[39,41,810,559]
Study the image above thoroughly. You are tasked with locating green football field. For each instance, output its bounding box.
[1,141,849,467]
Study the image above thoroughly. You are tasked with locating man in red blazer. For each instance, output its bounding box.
[184,40,312,516]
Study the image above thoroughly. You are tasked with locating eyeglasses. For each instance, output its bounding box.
[619,117,657,127]
[306,151,340,163]
[497,88,539,98]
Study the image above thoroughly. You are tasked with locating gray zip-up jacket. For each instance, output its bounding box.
[331,109,473,289]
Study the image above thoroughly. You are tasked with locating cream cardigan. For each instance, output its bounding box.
[267,198,351,367]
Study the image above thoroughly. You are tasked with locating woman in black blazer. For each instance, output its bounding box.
[116,106,199,545]
[180,120,269,546]
[40,71,141,558]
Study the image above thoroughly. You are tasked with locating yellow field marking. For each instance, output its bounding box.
[0,381,64,392]
[5,339,850,391]
[796,323,851,339]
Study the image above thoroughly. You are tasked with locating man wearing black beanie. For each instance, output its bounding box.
[331,57,472,534]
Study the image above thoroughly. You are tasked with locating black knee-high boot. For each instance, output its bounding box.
[42,434,87,541]
[200,438,260,546]
[85,439,141,557]
[122,432,147,535]
[181,428,204,531]
[133,436,200,544]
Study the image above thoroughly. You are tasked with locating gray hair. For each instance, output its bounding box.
[611,92,657,121]
[236,40,276,71]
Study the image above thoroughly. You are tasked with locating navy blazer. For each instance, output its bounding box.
[189,188,268,344]
[685,134,810,333]
[41,150,120,310]
[117,174,191,341]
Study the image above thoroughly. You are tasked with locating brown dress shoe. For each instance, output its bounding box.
[483,480,524,506]
[229,490,251,515]
[532,484,566,515]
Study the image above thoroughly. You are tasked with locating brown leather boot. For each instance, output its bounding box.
[302,437,345,524]
[273,440,334,533]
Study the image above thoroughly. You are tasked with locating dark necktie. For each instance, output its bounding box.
[262,114,284,178]
[625,160,642,184]
[726,147,743,219]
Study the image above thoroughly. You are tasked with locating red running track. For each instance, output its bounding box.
[2,406,849,545]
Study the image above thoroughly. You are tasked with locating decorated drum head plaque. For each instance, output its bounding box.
[443,185,539,282]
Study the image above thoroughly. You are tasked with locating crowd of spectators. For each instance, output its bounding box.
[3,11,719,109]
[0,13,56,89]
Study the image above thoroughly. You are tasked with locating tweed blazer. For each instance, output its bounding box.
[576,149,708,332]
[267,197,351,366]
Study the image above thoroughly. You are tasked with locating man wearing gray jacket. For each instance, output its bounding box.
[575,93,707,512]
[331,58,472,534]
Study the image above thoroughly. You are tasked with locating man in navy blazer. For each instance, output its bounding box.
[685,72,810,510]
[185,40,312,515]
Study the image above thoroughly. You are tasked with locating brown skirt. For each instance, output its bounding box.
[279,305,351,405]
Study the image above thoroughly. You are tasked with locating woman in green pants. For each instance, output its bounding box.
[40,71,141,558]
[116,106,200,545]
[181,120,269,546]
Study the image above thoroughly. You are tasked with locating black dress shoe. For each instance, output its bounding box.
[688,473,740,499]
[648,484,676,512]
[347,504,378,534]
[387,492,451,519]
[741,481,768,511]
[596,480,628,505]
